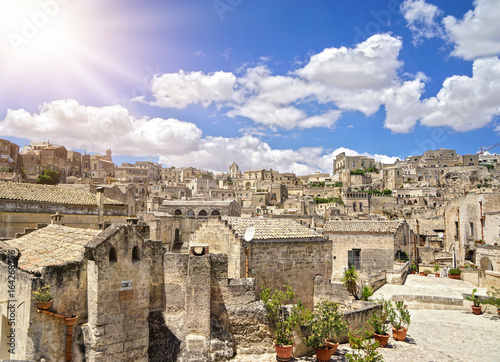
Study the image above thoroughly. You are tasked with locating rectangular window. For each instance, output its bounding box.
[455,221,459,236]
[348,249,361,270]
[403,235,407,246]
[470,222,474,237]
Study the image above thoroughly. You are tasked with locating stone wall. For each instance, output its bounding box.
[249,239,332,309]
[327,233,394,280]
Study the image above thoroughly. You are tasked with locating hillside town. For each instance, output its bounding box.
[1,137,500,361]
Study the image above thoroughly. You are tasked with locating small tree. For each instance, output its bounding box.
[36,169,61,185]
[260,285,308,346]
[342,266,359,300]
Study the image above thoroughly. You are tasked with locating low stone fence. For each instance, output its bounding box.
[386,261,409,285]
[366,270,386,292]
[483,270,500,288]
[392,294,463,310]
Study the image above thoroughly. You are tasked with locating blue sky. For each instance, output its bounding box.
[1,0,499,175]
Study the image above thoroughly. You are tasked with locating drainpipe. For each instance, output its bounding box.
[245,247,250,278]
[457,208,461,257]
[479,201,484,241]
[37,308,77,362]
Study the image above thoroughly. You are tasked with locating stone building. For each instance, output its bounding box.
[188,216,331,308]
[0,181,128,238]
[333,152,378,173]
[0,222,275,361]
[324,220,415,280]
[0,138,19,172]
[444,193,500,271]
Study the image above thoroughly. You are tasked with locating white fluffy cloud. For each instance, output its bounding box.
[134,70,237,108]
[159,136,399,175]
[420,57,500,131]
[0,99,203,156]
[400,0,444,45]
[142,34,419,132]
[443,0,500,60]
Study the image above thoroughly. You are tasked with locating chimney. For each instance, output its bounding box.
[51,212,64,225]
[96,187,104,223]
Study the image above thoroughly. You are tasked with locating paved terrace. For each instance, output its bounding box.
[233,275,500,362]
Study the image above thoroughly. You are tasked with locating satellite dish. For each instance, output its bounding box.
[244,227,255,242]
[438,232,444,238]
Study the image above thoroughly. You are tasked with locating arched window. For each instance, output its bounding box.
[199,210,207,216]
[211,210,220,216]
[187,209,195,216]
[132,246,140,261]
[109,247,117,262]
[174,209,182,216]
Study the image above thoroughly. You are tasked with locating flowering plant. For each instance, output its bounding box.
[32,285,52,302]
[389,301,410,330]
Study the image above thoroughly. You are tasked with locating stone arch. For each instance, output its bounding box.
[174,209,182,216]
[480,257,493,271]
[199,210,207,216]
[413,199,418,205]
[211,210,220,216]
[187,209,195,216]
[245,182,251,189]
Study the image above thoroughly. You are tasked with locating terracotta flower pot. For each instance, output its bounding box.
[315,347,334,362]
[325,341,339,354]
[435,273,440,277]
[392,327,407,341]
[373,333,389,347]
[275,344,293,359]
[64,316,78,326]
[449,274,460,279]
[471,306,482,315]
[419,272,427,276]
[37,300,53,310]
[411,271,415,274]
[497,309,500,316]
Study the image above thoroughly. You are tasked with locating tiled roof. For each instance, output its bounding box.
[3,224,101,272]
[324,220,403,234]
[0,181,123,205]
[221,217,323,240]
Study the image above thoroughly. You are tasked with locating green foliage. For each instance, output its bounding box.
[410,262,417,272]
[360,286,373,301]
[334,181,343,187]
[389,301,410,330]
[260,285,308,346]
[171,195,178,200]
[314,196,344,205]
[422,269,432,275]
[310,182,325,187]
[434,263,440,272]
[466,288,481,307]
[0,166,7,172]
[367,189,382,196]
[448,268,462,275]
[350,169,365,175]
[365,166,378,173]
[382,189,392,196]
[395,250,408,262]
[346,338,383,362]
[368,311,389,335]
[482,164,494,170]
[32,285,52,302]
[342,266,359,300]
[36,169,61,185]
[304,299,348,348]
[484,286,500,309]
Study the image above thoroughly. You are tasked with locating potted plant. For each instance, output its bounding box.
[368,311,389,347]
[420,269,432,276]
[375,298,392,323]
[410,263,417,275]
[32,285,52,310]
[466,288,482,315]
[260,285,308,359]
[434,263,440,277]
[448,268,462,279]
[389,301,411,341]
[342,266,359,300]
[360,285,373,301]
[304,299,348,360]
